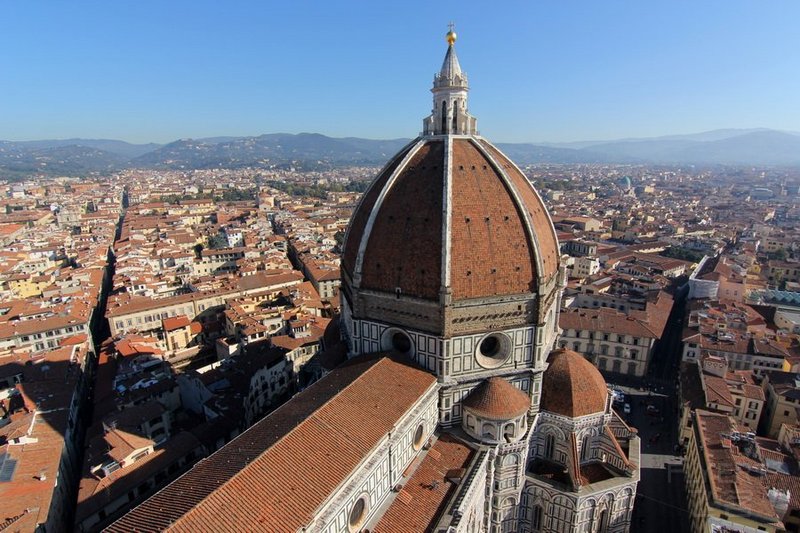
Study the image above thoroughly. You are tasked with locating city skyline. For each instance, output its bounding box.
[3,1,800,144]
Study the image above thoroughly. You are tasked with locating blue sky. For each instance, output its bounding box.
[1,1,799,144]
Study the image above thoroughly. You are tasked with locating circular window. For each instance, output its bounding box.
[381,328,414,356]
[392,332,411,354]
[413,424,425,450]
[480,336,500,357]
[348,495,368,532]
[475,333,512,369]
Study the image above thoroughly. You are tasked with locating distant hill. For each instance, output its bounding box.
[129,134,413,170]
[3,128,800,177]
[494,143,628,164]
[570,129,800,165]
[0,143,126,176]
[1,138,160,159]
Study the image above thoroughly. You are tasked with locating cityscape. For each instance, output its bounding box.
[2,4,800,533]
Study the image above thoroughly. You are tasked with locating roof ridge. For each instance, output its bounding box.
[604,425,633,469]
[167,356,390,526]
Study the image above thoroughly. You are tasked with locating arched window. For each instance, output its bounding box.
[482,422,495,440]
[544,434,555,460]
[441,101,447,132]
[503,453,519,466]
[597,509,609,533]
[504,422,516,441]
[581,435,590,461]
[531,505,543,531]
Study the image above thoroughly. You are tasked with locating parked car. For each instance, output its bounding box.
[611,389,626,405]
[646,404,660,416]
[623,403,631,414]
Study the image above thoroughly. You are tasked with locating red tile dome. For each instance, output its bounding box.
[341,136,559,302]
[540,349,608,418]
[462,377,530,420]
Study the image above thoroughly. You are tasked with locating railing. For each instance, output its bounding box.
[449,450,489,527]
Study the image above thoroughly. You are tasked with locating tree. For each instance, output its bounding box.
[660,246,705,263]
[767,248,787,261]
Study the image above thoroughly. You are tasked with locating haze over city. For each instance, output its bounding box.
[3,0,800,144]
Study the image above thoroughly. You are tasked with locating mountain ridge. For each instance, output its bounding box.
[2,128,799,176]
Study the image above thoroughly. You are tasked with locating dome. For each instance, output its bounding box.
[462,377,530,420]
[540,349,608,418]
[341,135,559,302]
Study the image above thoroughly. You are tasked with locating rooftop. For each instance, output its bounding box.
[108,354,437,532]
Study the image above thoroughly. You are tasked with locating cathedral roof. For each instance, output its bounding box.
[461,377,530,420]
[341,31,559,304]
[107,355,436,532]
[540,349,608,418]
[373,434,474,532]
[342,136,559,301]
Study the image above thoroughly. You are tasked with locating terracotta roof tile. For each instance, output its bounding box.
[342,141,417,275]
[359,141,445,300]
[373,434,473,533]
[694,410,781,523]
[108,355,437,533]
[541,349,608,417]
[479,140,560,281]
[461,377,530,420]
[162,315,190,332]
[343,136,561,302]
[450,139,539,299]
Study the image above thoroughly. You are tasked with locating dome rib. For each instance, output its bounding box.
[540,349,608,418]
[358,140,445,300]
[341,135,561,303]
[342,140,418,276]
[479,140,560,280]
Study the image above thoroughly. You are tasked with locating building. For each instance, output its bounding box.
[684,410,794,532]
[759,371,800,438]
[523,350,640,532]
[0,345,91,532]
[558,291,672,377]
[111,30,638,533]
[678,356,765,445]
[688,255,750,301]
[570,256,600,279]
[681,300,790,375]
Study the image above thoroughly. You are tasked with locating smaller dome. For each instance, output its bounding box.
[462,377,530,420]
[541,349,608,418]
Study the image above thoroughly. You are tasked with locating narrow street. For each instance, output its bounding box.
[604,285,692,532]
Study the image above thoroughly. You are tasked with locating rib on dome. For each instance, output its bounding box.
[461,377,530,420]
[341,136,559,302]
[540,349,608,418]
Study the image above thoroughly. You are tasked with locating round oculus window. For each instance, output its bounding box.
[475,333,512,369]
[348,495,368,532]
[381,328,414,356]
[413,424,425,450]
[392,332,412,354]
